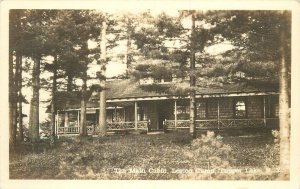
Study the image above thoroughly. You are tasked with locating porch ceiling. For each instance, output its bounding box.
[107,101,135,107]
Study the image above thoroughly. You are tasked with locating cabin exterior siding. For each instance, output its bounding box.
[225,98,235,118]
[247,96,263,118]
[207,100,218,119]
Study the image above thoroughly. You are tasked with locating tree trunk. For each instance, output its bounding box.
[99,21,107,136]
[125,32,132,78]
[80,73,87,136]
[64,75,73,128]
[50,55,58,142]
[16,53,24,141]
[12,54,18,144]
[99,77,106,136]
[9,49,16,148]
[279,11,290,176]
[29,55,40,143]
[18,89,24,141]
[189,14,196,139]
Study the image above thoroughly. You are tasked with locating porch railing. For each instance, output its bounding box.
[107,122,135,130]
[164,118,279,130]
[57,125,94,135]
[107,121,149,130]
[57,126,80,134]
[56,121,149,135]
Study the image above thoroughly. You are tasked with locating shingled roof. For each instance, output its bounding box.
[53,79,279,111]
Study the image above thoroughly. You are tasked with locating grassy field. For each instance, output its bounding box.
[9,131,283,180]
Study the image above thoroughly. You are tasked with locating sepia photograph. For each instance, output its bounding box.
[1,0,300,188]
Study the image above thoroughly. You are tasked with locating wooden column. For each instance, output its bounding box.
[64,111,69,127]
[217,99,220,129]
[174,100,177,130]
[263,96,266,127]
[57,111,60,127]
[114,106,117,122]
[123,107,126,122]
[134,102,138,130]
[77,110,80,127]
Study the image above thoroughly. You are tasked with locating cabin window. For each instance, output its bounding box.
[137,106,146,121]
[177,105,189,119]
[234,99,247,118]
[197,102,207,119]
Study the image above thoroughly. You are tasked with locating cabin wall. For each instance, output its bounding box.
[247,96,263,118]
[266,95,279,118]
[160,101,175,120]
[207,100,218,119]
[196,102,206,119]
[204,96,265,119]
[219,98,234,119]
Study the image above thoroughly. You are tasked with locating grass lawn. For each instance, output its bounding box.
[9,131,282,180]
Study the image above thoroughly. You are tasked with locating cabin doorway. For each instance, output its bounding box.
[157,112,165,130]
[157,100,174,130]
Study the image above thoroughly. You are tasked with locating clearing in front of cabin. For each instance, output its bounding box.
[9,131,282,180]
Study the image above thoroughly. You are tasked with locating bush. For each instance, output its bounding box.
[182,131,233,169]
[179,130,282,180]
[179,131,233,179]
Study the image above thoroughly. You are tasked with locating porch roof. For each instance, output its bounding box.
[103,79,278,98]
[54,79,279,111]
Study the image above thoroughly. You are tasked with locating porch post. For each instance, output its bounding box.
[134,101,138,130]
[217,99,220,129]
[77,110,80,128]
[124,108,126,122]
[57,111,59,127]
[64,111,69,127]
[114,106,117,122]
[263,96,266,127]
[174,100,177,130]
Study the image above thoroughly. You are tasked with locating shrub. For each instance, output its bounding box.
[184,131,233,169]
[180,131,282,180]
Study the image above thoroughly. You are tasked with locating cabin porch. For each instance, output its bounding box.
[55,101,151,135]
[163,94,279,130]
[55,93,279,135]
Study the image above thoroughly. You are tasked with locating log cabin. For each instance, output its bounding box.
[53,79,279,135]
